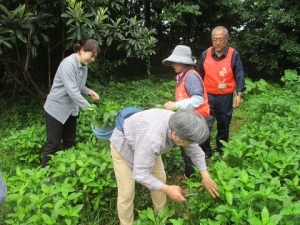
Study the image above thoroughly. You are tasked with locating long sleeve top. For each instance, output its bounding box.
[175,66,204,109]
[44,53,91,124]
[109,109,207,191]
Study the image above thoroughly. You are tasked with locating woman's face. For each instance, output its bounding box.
[78,49,97,65]
[172,63,185,73]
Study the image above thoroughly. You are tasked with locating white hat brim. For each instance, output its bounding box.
[162,55,195,66]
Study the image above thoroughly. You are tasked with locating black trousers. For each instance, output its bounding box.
[181,115,214,178]
[41,111,78,167]
[208,93,233,150]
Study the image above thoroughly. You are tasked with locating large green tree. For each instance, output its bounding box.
[0,0,156,104]
[234,0,300,78]
[1,0,300,103]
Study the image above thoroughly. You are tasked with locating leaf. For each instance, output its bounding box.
[240,169,249,183]
[225,191,233,205]
[261,207,270,224]
[16,30,27,43]
[270,214,283,225]
[146,207,156,221]
[68,204,84,217]
[0,4,11,16]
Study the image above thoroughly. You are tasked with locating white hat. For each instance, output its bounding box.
[162,45,196,66]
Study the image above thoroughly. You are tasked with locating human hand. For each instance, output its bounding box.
[202,176,220,198]
[160,184,186,202]
[233,96,242,108]
[163,101,176,110]
[89,90,99,100]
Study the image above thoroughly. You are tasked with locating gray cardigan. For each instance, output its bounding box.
[44,53,92,124]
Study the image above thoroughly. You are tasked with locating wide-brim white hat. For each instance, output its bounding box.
[162,45,196,66]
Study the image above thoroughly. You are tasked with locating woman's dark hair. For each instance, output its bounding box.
[73,39,101,55]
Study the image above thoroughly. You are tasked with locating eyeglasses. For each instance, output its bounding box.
[212,38,226,43]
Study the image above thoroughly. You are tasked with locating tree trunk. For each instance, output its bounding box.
[144,0,151,27]
[4,63,44,106]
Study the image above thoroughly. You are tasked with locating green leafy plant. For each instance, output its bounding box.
[86,100,120,128]
[134,206,175,225]
[281,69,300,87]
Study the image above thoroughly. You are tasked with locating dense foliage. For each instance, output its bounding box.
[0,70,299,224]
[1,0,300,103]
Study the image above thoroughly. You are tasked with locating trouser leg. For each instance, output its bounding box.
[42,112,64,167]
[110,144,135,225]
[216,112,232,150]
[213,94,233,151]
[181,113,214,177]
[181,147,194,178]
[200,115,214,157]
[62,115,77,149]
[150,156,166,212]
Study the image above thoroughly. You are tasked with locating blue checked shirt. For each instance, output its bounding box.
[109,108,207,191]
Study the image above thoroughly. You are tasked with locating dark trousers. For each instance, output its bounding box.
[181,115,214,178]
[208,93,233,150]
[41,112,77,167]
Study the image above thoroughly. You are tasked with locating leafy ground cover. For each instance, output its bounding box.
[0,71,299,224]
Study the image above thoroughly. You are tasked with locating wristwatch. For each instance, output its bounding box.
[237,92,243,98]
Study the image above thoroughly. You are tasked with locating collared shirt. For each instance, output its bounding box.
[109,109,207,191]
[72,63,85,116]
[198,46,246,93]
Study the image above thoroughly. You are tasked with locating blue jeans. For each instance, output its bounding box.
[42,111,77,167]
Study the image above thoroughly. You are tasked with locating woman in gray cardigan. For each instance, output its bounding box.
[42,39,100,167]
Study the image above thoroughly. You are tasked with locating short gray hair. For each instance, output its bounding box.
[212,26,229,37]
[169,109,209,144]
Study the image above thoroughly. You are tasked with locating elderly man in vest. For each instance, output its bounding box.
[198,26,246,155]
[162,45,214,180]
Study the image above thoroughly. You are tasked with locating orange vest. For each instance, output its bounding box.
[203,47,236,94]
[175,70,210,117]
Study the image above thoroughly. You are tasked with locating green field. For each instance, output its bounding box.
[0,72,299,225]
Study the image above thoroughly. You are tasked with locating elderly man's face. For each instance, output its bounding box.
[212,30,228,55]
[171,132,192,147]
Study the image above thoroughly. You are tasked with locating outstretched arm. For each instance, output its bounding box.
[200,169,220,198]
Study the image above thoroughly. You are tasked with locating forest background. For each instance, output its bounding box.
[0,0,300,224]
[0,0,300,103]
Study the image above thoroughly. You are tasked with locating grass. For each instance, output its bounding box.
[0,87,251,225]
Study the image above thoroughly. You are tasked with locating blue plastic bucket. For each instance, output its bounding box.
[92,125,115,141]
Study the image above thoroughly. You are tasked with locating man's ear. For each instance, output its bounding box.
[172,131,181,143]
